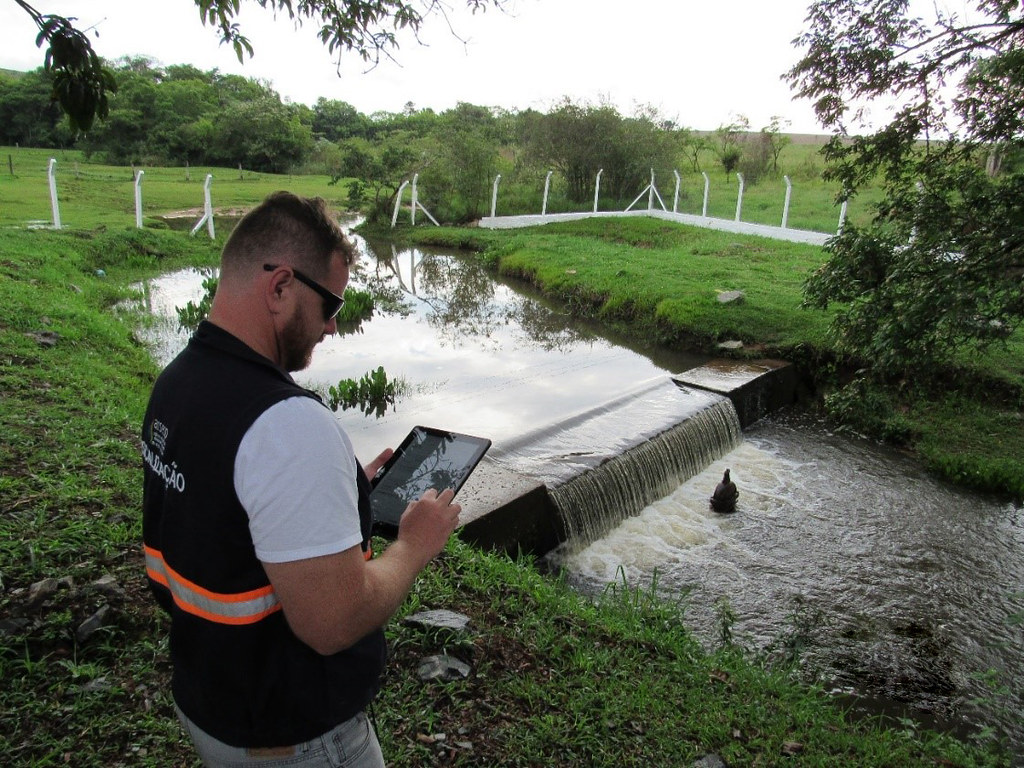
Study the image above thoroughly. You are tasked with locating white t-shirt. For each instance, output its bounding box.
[234,396,363,563]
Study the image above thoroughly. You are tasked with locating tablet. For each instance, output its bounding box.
[370,426,491,535]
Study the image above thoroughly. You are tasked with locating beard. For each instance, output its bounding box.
[280,310,318,372]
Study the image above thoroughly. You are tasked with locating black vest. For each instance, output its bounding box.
[142,321,384,747]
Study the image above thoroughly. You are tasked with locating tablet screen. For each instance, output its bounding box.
[370,426,491,534]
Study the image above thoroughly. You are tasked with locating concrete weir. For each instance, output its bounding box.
[455,359,799,556]
[671,358,800,429]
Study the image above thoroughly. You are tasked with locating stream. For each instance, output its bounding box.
[136,227,1023,757]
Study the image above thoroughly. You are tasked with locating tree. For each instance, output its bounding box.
[735,117,791,184]
[787,0,1024,373]
[76,59,161,162]
[520,99,678,205]
[335,135,419,220]
[11,0,507,130]
[761,116,790,174]
[681,132,710,173]
[519,99,621,202]
[713,115,749,177]
[208,96,313,172]
[420,102,502,221]
[0,68,67,146]
[312,98,370,142]
[151,78,220,161]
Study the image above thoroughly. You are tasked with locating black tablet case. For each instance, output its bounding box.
[369,426,490,536]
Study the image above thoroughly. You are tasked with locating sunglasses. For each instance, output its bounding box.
[263,263,345,321]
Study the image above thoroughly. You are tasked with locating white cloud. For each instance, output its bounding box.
[1,0,825,132]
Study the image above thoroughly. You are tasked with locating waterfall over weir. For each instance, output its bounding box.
[457,360,796,556]
[549,397,742,547]
[463,374,749,554]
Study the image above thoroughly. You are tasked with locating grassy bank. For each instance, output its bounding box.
[0,226,1010,765]
[2,140,880,236]
[409,219,1024,501]
[0,146,352,230]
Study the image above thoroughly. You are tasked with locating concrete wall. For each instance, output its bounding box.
[478,209,831,247]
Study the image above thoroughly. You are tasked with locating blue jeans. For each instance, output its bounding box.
[175,705,385,768]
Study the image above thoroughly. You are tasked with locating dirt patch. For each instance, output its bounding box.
[157,207,251,219]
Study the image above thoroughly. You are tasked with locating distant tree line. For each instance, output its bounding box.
[0,58,312,173]
[0,58,793,223]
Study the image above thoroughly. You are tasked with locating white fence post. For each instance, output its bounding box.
[410,174,440,227]
[701,171,710,218]
[134,170,145,228]
[837,198,849,235]
[541,171,553,216]
[490,174,501,218]
[734,173,745,222]
[782,175,792,229]
[411,174,419,226]
[203,174,214,238]
[48,158,61,229]
[391,180,410,228]
[593,169,603,213]
[672,170,681,213]
[190,174,215,238]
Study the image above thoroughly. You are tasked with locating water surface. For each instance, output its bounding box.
[554,410,1023,749]
[137,230,707,462]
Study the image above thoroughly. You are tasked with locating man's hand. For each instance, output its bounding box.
[263,487,460,656]
[396,488,461,571]
[362,448,394,481]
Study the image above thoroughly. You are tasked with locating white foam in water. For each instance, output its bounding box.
[555,441,785,580]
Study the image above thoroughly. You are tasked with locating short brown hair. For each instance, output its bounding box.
[220,191,356,280]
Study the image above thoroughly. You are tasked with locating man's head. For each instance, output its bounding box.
[211,192,357,372]
[221,191,356,279]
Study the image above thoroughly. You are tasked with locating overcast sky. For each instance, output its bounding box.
[2,0,833,133]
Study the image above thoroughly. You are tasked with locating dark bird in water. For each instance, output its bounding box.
[710,468,738,513]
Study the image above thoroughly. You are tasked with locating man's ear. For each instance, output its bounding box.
[263,266,292,316]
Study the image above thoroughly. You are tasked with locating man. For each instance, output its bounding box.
[141,191,460,767]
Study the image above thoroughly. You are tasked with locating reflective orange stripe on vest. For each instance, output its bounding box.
[144,545,281,625]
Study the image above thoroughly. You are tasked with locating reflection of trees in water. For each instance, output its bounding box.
[370,246,592,352]
[416,253,501,344]
[351,257,414,319]
[174,270,218,333]
[168,237,593,352]
[513,295,593,352]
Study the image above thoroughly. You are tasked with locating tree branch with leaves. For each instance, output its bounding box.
[786,0,1024,374]
[14,0,116,131]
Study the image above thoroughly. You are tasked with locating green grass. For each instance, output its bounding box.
[0,227,219,766]
[0,206,1010,764]
[913,395,1024,495]
[414,218,835,350]
[514,137,882,235]
[0,145,355,230]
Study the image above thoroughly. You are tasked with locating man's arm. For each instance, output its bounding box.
[261,487,460,655]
